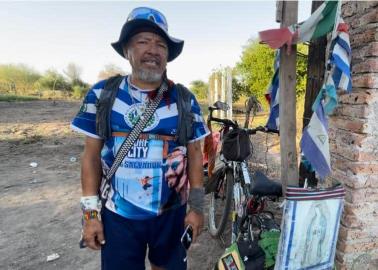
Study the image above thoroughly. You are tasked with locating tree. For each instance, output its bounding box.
[189,80,208,100]
[233,39,308,102]
[98,64,126,81]
[0,64,41,94]
[35,69,70,91]
[64,63,83,86]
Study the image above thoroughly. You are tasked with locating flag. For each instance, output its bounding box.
[330,21,352,92]
[300,102,331,179]
[265,51,280,130]
[265,70,280,130]
[259,0,338,49]
[312,81,337,115]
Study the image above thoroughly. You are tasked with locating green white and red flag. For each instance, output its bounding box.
[259,0,338,49]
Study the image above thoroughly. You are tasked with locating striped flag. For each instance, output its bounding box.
[265,51,280,130]
[330,21,352,92]
[259,0,338,49]
[300,101,331,179]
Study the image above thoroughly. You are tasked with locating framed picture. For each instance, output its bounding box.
[275,185,345,270]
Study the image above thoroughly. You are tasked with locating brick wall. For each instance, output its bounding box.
[328,1,378,269]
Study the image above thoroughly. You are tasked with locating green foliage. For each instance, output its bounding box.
[0,64,41,95]
[189,80,208,100]
[72,85,88,99]
[234,41,275,101]
[233,39,308,102]
[296,45,309,96]
[0,94,39,102]
[34,69,71,91]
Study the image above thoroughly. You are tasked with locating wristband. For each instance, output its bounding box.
[82,210,100,221]
[80,196,101,212]
[188,187,205,214]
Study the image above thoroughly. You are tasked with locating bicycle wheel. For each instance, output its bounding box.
[208,169,234,237]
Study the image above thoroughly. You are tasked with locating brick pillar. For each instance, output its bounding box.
[328,2,378,269]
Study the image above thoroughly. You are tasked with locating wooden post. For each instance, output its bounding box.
[279,0,299,193]
[226,67,233,120]
[299,0,326,187]
[276,0,283,23]
[302,1,326,129]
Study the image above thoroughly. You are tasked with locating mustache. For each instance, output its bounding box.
[141,56,161,65]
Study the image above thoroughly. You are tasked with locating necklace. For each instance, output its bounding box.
[127,76,147,113]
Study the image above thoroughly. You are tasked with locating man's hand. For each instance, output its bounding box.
[82,219,105,250]
[184,210,204,243]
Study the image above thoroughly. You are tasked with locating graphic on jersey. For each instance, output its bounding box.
[163,146,188,203]
[125,103,159,131]
[114,137,163,213]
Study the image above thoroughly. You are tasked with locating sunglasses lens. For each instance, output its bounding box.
[171,161,180,171]
[128,7,168,31]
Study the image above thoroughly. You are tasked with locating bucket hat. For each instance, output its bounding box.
[111,7,184,62]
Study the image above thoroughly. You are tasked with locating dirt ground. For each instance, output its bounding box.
[0,100,282,270]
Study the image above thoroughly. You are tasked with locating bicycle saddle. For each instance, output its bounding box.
[250,171,282,197]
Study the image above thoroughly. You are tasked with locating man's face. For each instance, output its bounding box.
[124,32,168,84]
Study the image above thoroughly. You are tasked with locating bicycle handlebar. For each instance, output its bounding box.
[246,126,280,135]
[208,106,279,135]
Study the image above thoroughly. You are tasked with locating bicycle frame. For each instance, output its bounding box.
[206,101,280,246]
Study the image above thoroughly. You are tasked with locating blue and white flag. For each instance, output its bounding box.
[265,51,280,130]
[312,79,337,115]
[300,101,331,179]
[330,21,352,92]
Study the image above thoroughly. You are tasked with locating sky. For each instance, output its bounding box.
[0,1,312,87]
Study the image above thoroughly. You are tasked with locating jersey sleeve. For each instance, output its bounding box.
[188,94,210,143]
[70,80,106,139]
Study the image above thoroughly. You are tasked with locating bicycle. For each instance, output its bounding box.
[205,101,282,248]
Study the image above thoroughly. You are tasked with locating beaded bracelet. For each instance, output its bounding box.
[83,210,99,221]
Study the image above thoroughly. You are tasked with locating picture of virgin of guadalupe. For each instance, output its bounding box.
[300,201,330,267]
[163,146,188,203]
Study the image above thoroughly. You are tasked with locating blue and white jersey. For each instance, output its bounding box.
[71,76,210,220]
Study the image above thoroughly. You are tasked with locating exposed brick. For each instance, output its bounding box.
[343,186,378,205]
[350,8,378,28]
[353,59,378,74]
[342,1,357,18]
[336,250,378,269]
[337,238,378,253]
[353,42,378,63]
[334,104,370,119]
[328,125,369,147]
[343,201,378,218]
[338,90,376,105]
[329,128,368,148]
[329,117,367,133]
[350,28,378,47]
[352,74,378,89]
[330,169,372,189]
[335,260,347,270]
[347,163,378,175]
[355,1,378,14]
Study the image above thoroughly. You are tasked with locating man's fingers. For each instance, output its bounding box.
[83,220,104,250]
[84,235,101,250]
[96,230,106,245]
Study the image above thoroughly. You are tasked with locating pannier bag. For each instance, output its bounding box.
[222,128,251,162]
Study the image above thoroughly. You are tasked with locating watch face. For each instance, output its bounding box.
[181,225,193,250]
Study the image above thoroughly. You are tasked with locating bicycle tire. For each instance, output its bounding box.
[208,169,234,237]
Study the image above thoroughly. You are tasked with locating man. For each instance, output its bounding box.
[71,6,209,270]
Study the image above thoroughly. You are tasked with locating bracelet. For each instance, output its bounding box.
[80,196,101,212]
[83,210,100,221]
[188,187,205,214]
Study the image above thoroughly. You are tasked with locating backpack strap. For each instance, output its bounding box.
[95,75,124,140]
[175,83,194,146]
